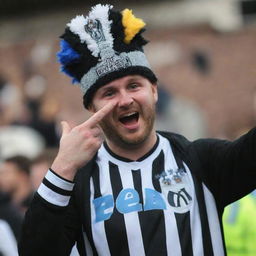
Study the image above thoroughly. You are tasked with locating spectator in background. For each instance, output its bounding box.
[0,190,23,256]
[23,75,60,147]
[0,74,21,126]
[30,97,60,148]
[0,156,34,214]
[223,191,256,256]
[0,191,22,240]
[155,84,207,140]
[0,219,19,256]
[30,148,58,190]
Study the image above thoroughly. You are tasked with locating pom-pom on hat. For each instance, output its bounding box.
[57,4,157,108]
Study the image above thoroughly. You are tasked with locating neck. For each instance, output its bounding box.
[105,131,157,161]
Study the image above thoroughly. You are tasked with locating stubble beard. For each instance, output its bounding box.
[100,105,156,149]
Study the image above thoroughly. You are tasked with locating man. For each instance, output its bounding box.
[30,148,58,190]
[0,191,22,242]
[18,4,256,256]
[0,219,19,256]
[0,156,34,214]
[0,190,23,256]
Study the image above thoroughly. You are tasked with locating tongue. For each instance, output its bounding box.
[121,115,137,125]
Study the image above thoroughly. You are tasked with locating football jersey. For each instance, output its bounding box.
[38,134,225,255]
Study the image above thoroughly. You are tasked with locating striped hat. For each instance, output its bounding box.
[57,4,157,108]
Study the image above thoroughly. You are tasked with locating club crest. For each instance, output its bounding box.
[156,168,193,213]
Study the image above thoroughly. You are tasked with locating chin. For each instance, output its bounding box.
[121,130,149,144]
[107,125,153,149]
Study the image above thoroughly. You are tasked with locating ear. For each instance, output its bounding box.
[87,102,96,114]
[152,83,158,103]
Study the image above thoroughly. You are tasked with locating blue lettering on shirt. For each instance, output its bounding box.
[93,188,170,223]
[93,194,114,222]
[144,188,166,211]
[116,188,142,214]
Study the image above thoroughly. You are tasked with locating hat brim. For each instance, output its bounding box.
[83,66,157,109]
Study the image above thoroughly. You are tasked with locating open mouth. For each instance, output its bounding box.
[119,112,139,126]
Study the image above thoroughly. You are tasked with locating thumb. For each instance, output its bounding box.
[61,121,71,136]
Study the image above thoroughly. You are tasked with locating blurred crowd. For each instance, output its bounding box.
[0,72,60,148]
[0,72,62,256]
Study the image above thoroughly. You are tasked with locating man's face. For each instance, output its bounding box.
[90,75,158,148]
[0,162,20,193]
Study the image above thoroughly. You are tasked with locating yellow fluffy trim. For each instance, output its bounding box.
[122,9,146,44]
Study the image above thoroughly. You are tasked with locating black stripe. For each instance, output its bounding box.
[104,161,129,256]
[175,212,193,256]
[132,169,143,205]
[42,178,72,196]
[135,152,167,256]
[192,175,214,256]
[152,150,165,193]
[49,168,75,183]
[170,146,194,256]
[82,161,100,256]
[76,230,87,256]
[170,144,186,172]
[92,164,102,199]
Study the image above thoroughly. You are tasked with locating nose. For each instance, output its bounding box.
[117,91,134,108]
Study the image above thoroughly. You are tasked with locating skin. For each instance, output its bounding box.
[51,75,158,181]
[0,162,32,206]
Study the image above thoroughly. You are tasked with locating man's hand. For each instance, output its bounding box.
[51,102,116,181]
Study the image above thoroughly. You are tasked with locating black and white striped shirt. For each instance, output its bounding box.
[38,134,226,255]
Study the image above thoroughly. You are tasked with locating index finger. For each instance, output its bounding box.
[86,101,117,127]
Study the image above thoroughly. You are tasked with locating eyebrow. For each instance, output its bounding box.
[99,76,143,93]
[99,85,116,93]
[126,76,142,83]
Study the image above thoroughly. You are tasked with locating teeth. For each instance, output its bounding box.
[122,112,136,118]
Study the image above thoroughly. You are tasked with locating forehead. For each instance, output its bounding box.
[99,75,148,91]
[0,162,16,173]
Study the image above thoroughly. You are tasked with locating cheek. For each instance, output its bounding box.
[139,91,157,106]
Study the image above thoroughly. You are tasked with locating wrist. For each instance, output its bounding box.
[51,159,77,181]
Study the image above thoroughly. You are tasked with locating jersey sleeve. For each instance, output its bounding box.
[192,127,256,207]
[18,169,80,256]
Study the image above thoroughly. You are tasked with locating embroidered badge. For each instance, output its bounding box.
[85,19,106,42]
[156,167,193,213]
[96,55,132,77]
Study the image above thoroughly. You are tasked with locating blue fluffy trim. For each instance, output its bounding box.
[57,40,80,65]
[57,40,80,83]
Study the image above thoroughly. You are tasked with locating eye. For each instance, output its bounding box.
[103,90,115,98]
[129,83,139,90]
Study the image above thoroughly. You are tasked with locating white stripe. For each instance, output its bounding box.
[82,232,93,256]
[37,183,70,206]
[0,220,18,256]
[118,165,145,256]
[45,169,74,191]
[203,184,225,256]
[163,139,182,256]
[184,163,204,256]
[70,245,80,256]
[90,159,111,256]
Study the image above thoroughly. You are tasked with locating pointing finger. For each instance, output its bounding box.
[83,101,116,128]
